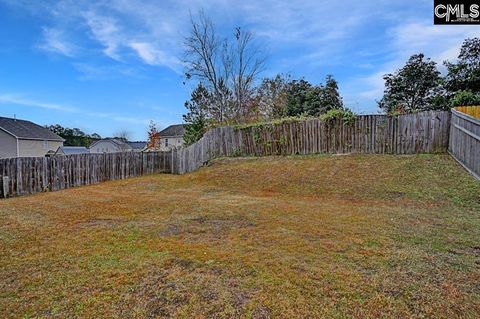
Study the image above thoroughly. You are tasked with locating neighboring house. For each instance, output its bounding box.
[159,124,186,151]
[89,138,133,153]
[127,141,147,152]
[0,116,64,158]
[54,146,90,156]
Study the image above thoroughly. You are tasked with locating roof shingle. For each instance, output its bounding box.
[159,124,186,137]
[0,116,64,141]
[127,141,147,150]
[56,146,90,155]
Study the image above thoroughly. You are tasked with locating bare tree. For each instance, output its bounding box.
[114,130,130,142]
[228,27,266,120]
[183,11,266,124]
[184,11,229,123]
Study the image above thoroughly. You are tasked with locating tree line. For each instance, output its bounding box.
[46,124,104,147]
[378,37,480,114]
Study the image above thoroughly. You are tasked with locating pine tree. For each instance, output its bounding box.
[183,84,212,146]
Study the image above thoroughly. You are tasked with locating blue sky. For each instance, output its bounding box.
[0,0,478,140]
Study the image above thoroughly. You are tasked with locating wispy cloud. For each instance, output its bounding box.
[0,92,153,126]
[0,93,77,112]
[82,10,123,60]
[38,27,77,57]
[129,42,181,72]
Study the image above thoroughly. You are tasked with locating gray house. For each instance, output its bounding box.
[54,146,90,156]
[127,141,147,152]
[89,138,132,153]
[159,124,186,151]
[0,116,64,158]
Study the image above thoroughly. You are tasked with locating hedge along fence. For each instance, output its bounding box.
[454,106,480,119]
[176,110,452,174]
[0,151,175,198]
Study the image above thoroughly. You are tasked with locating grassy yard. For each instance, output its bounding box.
[0,154,479,318]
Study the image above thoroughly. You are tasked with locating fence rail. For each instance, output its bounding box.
[449,109,480,180]
[0,110,454,198]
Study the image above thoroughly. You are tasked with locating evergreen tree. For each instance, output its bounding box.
[183,84,212,146]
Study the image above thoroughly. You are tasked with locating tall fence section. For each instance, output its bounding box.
[176,111,451,174]
[449,109,480,180]
[2,109,477,198]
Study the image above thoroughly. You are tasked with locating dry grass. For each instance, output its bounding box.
[0,154,479,318]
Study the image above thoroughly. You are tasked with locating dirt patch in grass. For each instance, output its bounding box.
[159,214,257,242]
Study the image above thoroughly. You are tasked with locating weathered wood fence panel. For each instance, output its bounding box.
[449,109,480,180]
[0,111,455,198]
[0,151,173,198]
[176,111,451,174]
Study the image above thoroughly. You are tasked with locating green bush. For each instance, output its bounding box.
[234,115,314,130]
[451,90,480,107]
[319,108,357,125]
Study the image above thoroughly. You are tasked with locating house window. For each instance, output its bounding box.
[43,140,48,149]
[165,138,168,147]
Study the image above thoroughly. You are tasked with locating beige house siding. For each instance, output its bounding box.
[0,129,17,158]
[160,136,183,151]
[17,139,63,157]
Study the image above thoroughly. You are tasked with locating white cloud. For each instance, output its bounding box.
[83,10,122,60]
[28,0,375,70]
[38,27,76,57]
[0,92,152,125]
[0,93,77,112]
[389,22,477,63]
[129,42,181,72]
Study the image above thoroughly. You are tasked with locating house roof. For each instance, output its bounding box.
[159,124,186,137]
[90,138,133,151]
[127,141,147,150]
[56,146,90,155]
[0,116,64,141]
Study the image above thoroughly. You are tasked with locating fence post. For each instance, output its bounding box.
[2,176,9,198]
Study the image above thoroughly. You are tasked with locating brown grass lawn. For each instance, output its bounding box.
[1,154,479,318]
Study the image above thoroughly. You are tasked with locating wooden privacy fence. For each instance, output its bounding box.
[0,110,454,198]
[0,151,175,198]
[449,109,480,180]
[176,111,451,174]
[454,106,480,119]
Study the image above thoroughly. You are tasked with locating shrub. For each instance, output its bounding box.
[319,108,357,125]
[451,90,480,107]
